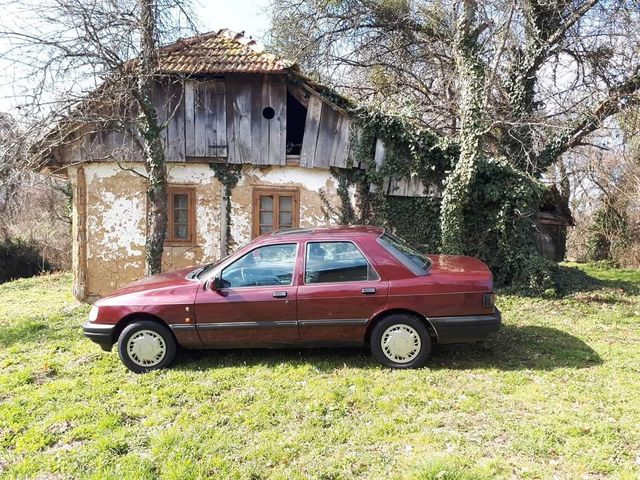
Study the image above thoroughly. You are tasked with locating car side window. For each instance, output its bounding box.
[305,241,379,284]
[220,243,297,288]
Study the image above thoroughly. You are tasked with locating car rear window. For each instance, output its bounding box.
[377,233,432,275]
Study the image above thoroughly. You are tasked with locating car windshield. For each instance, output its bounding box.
[377,232,432,275]
[194,252,234,280]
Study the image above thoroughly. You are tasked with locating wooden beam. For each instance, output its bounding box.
[73,166,88,301]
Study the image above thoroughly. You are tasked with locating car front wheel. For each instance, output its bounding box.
[117,320,176,373]
[370,314,432,368]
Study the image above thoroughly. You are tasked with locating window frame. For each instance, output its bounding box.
[376,232,432,276]
[252,187,300,238]
[165,185,196,246]
[219,242,299,290]
[303,240,380,285]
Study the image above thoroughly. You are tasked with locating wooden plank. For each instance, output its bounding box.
[204,81,226,157]
[268,75,286,165]
[314,103,339,168]
[184,81,196,156]
[195,82,208,157]
[369,138,386,193]
[167,80,186,161]
[226,79,237,163]
[212,84,227,157]
[251,75,269,165]
[300,94,323,167]
[227,75,252,164]
[349,125,365,169]
[329,114,351,168]
[287,85,309,108]
[385,174,429,197]
[374,137,385,169]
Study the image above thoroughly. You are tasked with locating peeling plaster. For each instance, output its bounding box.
[88,191,146,259]
[238,165,334,192]
[77,162,343,298]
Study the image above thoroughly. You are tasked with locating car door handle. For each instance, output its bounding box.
[361,287,376,295]
[273,291,288,298]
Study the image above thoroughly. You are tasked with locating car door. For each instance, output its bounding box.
[194,242,300,346]
[297,240,389,343]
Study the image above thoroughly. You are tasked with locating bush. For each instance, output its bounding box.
[0,238,53,283]
[586,203,629,262]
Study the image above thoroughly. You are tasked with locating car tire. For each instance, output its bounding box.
[117,320,176,373]
[370,314,432,369]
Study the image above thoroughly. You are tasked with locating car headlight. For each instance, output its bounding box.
[89,305,99,322]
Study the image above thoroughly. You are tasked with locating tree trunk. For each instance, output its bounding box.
[137,0,168,276]
[440,0,485,254]
[144,134,167,276]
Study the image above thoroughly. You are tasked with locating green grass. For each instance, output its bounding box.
[0,264,639,479]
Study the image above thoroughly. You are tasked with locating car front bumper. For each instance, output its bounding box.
[429,308,501,344]
[82,322,115,352]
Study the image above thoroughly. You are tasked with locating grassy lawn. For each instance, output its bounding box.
[0,264,639,479]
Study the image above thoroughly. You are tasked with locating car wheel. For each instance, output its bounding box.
[370,314,432,369]
[117,320,176,373]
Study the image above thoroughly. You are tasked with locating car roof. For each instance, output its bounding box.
[256,225,384,242]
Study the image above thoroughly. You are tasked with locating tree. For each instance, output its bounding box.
[0,0,195,275]
[268,0,640,284]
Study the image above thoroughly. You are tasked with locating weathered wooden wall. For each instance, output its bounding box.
[300,95,351,169]
[58,74,354,170]
[369,138,442,198]
[226,74,287,165]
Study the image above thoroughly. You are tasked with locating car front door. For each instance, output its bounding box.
[194,242,300,346]
[297,240,389,343]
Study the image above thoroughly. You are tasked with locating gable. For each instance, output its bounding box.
[53,74,354,170]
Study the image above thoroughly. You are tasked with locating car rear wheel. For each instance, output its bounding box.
[117,320,176,373]
[370,314,432,368]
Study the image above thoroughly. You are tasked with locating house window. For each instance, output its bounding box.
[252,188,299,237]
[166,186,195,244]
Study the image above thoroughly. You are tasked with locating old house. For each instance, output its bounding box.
[42,30,373,301]
[39,29,570,301]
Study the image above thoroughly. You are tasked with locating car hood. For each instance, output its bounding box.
[96,266,201,305]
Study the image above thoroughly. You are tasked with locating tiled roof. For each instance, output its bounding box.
[157,29,295,74]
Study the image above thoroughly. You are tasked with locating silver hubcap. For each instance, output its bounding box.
[381,324,421,363]
[127,330,166,367]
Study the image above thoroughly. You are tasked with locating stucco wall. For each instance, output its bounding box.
[72,162,346,300]
[228,165,344,248]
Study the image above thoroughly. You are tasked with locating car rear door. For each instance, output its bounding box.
[194,242,300,346]
[297,239,388,343]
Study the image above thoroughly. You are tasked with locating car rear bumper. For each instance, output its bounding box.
[429,308,501,344]
[82,322,115,352]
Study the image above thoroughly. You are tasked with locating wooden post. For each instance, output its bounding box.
[73,166,88,301]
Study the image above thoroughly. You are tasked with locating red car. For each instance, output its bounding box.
[83,226,500,372]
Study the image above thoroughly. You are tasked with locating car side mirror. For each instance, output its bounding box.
[211,276,224,291]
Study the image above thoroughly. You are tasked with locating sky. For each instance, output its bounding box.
[0,0,273,114]
[193,0,271,39]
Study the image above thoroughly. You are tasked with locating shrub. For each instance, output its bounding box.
[0,238,53,283]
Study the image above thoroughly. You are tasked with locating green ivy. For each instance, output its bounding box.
[331,108,557,292]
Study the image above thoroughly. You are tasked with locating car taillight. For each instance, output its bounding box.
[483,293,495,309]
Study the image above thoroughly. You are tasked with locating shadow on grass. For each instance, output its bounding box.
[539,264,637,297]
[173,324,602,373]
[0,319,49,348]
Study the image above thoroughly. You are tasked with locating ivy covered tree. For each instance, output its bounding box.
[0,0,195,276]
[268,0,640,289]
